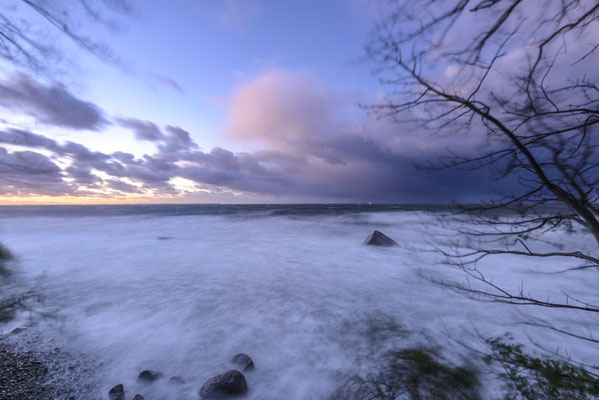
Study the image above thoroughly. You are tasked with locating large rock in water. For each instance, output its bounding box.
[169,375,186,385]
[231,353,254,371]
[108,384,124,400]
[138,370,164,382]
[200,370,248,399]
[364,230,398,247]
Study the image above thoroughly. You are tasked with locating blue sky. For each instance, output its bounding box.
[2,0,592,204]
[1,0,418,204]
[78,0,379,152]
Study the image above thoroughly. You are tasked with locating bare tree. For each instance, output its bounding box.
[0,0,131,74]
[367,1,599,318]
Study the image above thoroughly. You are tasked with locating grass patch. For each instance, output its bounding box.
[487,338,599,400]
[330,346,480,400]
[0,242,12,262]
[0,242,13,278]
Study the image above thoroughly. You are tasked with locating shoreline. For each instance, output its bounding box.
[0,332,101,400]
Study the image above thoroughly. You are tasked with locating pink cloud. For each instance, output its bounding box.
[224,70,339,150]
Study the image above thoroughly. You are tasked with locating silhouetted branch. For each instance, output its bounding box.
[368,0,599,348]
[0,0,131,73]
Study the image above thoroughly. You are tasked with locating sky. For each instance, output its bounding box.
[1,0,583,205]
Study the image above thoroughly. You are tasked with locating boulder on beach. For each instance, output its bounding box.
[200,370,248,399]
[0,242,13,261]
[231,353,254,371]
[364,230,398,247]
[10,327,25,335]
[137,370,164,382]
[169,375,186,385]
[108,384,124,400]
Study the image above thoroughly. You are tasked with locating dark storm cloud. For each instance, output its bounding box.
[0,122,507,202]
[0,74,107,130]
[179,159,302,196]
[0,70,515,203]
[177,146,497,202]
[306,134,398,166]
[5,69,484,201]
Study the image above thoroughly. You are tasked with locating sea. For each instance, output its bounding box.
[0,204,596,399]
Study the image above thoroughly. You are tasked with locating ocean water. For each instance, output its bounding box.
[0,204,597,399]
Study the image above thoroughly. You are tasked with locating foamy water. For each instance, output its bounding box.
[0,206,597,399]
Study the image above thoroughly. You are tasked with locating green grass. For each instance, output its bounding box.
[487,338,599,400]
[330,346,480,400]
[0,242,12,262]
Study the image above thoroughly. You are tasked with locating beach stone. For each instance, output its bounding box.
[0,243,13,260]
[364,230,398,247]
[137,370,164,382]
[133,395,144,400]
[200,370,248,398]
[169,375,186,384]
[108,384,124,400]
[231,353,254,371]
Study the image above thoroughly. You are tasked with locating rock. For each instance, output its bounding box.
[10,327,25,335]
[364,230,398,247]
[133,395,144,400]
[137,370,164,382]
[169,375,186,384]
[108,384,124,400]
[231,353,254,371]
[199,370,248,399]
[0,242,13,261]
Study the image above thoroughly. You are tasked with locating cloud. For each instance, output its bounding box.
[0,148,61,178]
[0,148,73,196]
[0,128,180,196]
[65,164,100,185]
[0,127,497,202]
[0,128,59,150]
[0,70,514,202]
[148,72,184,92]
[224,70,406,165]
[0,73,107,130]
[225,70,335,149]
[160,125,198,152]
[219,0,261,31]
[105,179,141,193]
[118,118,198,153]
[60,141,111,162]
[117,118,165,141]
[218,69,506,200]
[224,70,403,165]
